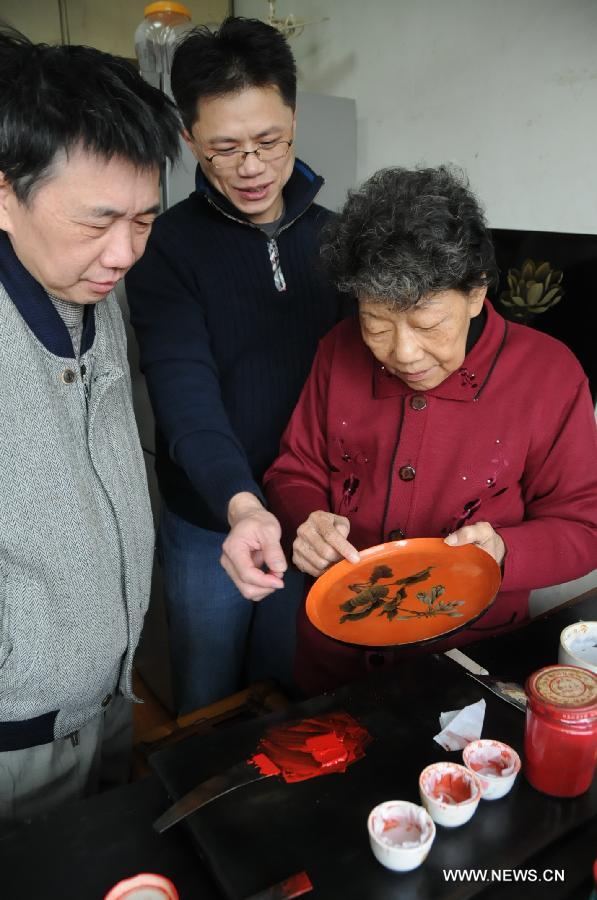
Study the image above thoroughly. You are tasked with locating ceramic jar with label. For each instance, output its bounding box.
[524,664,597,798]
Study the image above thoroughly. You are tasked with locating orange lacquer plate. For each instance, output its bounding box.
[306,538,501,647]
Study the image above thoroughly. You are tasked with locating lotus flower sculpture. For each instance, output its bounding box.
[500,258,564,323]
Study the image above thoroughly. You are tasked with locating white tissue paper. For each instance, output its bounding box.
[433,698,486,751]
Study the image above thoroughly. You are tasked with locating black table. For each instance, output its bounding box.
[462,587,597,684]
[2,592,595,900]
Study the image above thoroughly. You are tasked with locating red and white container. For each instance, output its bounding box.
[462,739,521,800]
[524,664,597,798]
[104,873,179,900]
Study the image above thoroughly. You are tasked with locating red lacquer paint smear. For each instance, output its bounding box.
[249,712,371,783]
[278,871,313,898]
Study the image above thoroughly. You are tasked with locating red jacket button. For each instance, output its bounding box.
[399,465,416,481]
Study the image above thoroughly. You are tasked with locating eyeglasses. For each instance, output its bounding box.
[204,139,293,170]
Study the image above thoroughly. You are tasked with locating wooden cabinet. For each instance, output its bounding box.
[2,1,231,56]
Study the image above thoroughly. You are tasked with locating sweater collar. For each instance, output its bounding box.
[0,230,95,358]
[194,157,324,227]
[372,300,508,402]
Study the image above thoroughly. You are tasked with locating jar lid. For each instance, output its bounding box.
[525,665,597,722]
[144,2,191,18]
[104,873,179,900]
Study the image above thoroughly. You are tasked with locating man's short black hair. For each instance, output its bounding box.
[0,27,181,203]
[171,17,297,132]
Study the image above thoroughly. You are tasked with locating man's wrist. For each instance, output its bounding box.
[227,491,265,527]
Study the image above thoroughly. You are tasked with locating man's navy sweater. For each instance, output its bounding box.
[126,160,350,532]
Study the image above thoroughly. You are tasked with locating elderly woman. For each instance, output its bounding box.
[264,166,597,696]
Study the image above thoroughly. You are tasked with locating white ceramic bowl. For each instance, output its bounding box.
[419,762,482,827]
[367,800,436,872]
[558,622,597,674]
[103,872,179,899]
[462,739,521,800]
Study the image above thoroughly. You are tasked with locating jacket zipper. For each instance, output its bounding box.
[80,361,90,411]
[205,194,316,292]
[267,237,286,292]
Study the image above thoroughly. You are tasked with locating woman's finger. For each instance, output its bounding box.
[294,535,338,571]
[302,513,360,564]
[444,521,504,564]
[292,546,327,578]
[318,525,360,564]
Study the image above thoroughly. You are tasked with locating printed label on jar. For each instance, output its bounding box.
[534,666,597,707]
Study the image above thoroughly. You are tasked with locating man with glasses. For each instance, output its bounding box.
[126,17,349,712]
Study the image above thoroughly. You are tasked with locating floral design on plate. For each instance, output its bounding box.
[339,565,465,624]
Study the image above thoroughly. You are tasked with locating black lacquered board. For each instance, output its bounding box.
[150,652,597,900]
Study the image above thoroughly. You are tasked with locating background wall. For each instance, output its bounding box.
[236,0,597,234]
[1,0,229,58]
[1,1,63,43]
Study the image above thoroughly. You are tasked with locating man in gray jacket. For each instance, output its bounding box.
[0,29,179,830]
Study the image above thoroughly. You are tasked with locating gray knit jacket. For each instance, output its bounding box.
[0,281,154,740]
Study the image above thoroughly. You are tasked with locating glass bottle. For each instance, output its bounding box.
[134,2,192,78]
[134,2,193,209]
[524,664,597,798]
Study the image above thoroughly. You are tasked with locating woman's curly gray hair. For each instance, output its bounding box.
[321,165,497,310]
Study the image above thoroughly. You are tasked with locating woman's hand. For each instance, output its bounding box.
[444,521,506,566]
[293,510,360,578]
